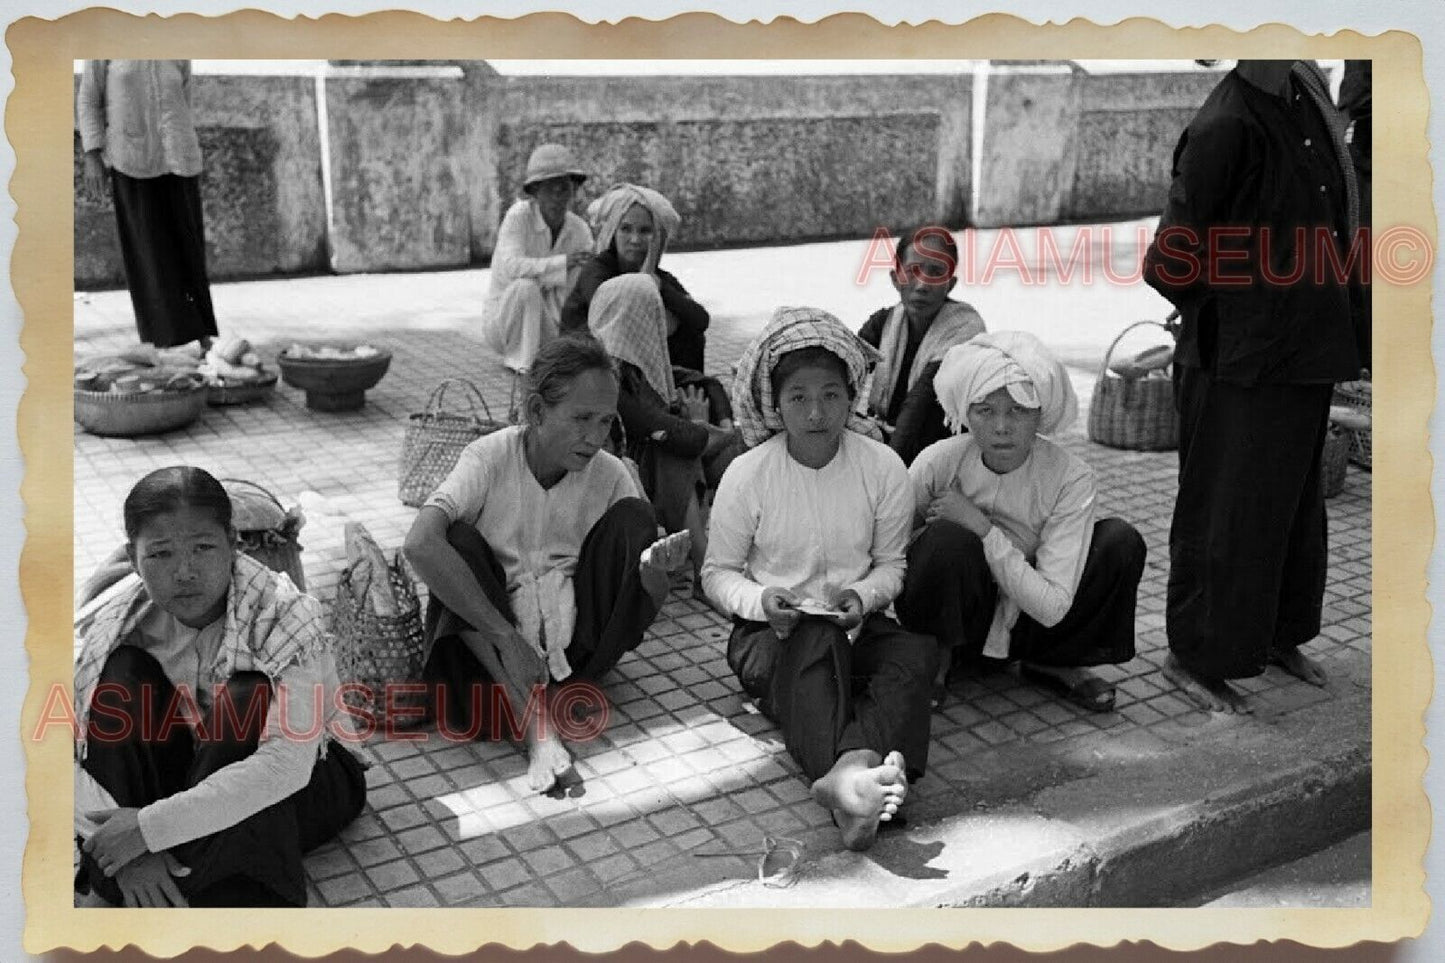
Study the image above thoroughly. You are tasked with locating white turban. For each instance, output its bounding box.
[933,331,1077,437]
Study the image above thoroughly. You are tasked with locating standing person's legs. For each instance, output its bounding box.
[110,171,172,347]
[166,173,219,345]
[566,497,662,681]
[1166,367,1331,710]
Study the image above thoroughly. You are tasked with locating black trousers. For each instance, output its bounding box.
[110,170,219,348]
[78,646,367,907]
[726,614,937,782]
[898,517,1145,667]
[422,497,662,735]
[668,326,707,374]
[1167,366,1333,679]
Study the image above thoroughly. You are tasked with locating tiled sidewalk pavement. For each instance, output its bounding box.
[72,274,1371,908]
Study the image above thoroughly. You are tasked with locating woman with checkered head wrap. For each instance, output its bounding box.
[589,275,743,596]
[72,466,367,907]
[702,306,938,852]
[897,333,1146,714]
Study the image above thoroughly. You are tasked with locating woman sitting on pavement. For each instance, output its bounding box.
[702,307,938,852]
[897,332,1146,711]
[589,274,745,595]
[560,183,715,376]
[405,335,692,794]
[73,467,367,907]
[858,225,987,466]
[481,143,594,373]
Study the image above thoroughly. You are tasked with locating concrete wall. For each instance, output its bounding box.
[74,73,327,288]
[74,63,1226,284]
[1065,69,1226,221]
[321,66,470,273]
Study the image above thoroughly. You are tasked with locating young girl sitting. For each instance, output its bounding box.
[702,307,938,852]
[897,332,1146,711]
[73,467,367,907]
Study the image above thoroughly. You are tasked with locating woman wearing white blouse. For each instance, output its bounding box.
[898,332,1146,712]
[702,308,938,852]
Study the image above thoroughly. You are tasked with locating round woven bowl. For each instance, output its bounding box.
[75,385,207,437]
[277,346,392,412]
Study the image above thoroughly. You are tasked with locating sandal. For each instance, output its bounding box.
[1020,665,1116,713]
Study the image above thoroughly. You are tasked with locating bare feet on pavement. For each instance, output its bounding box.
[1163,653,1251,714]
[525,731,573,793]
[1271,647,1328,687]
[811,749,907,851]
[639,531,692,606]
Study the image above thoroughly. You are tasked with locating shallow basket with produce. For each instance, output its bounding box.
[74,383,208,437]
[206,369,279,406]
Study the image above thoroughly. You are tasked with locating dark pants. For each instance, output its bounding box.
[668,326,707,374]
[1167,366,1333,679]
[78,646,367,907]
[726,614,937,782]
[110,170,219,348]
[898,518,1145,667]
[422,498,662,735]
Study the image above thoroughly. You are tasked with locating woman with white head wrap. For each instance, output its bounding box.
[897,332,1146,713]
[560,184,713,371]
[702,306,938,853]
[588,275,743,593]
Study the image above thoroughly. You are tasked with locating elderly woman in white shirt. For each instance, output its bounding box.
[405,336,691,794]
[73,467,367,907]
[898,332,1146,712]
[701,307,938,852]
[78,60,219,349]
[481,144,595,372]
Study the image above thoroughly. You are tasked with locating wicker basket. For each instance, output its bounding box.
[221,478,307,590]
[74,385,207,437]
[398,379,508,507]
[331,551,429,730]
[207,370,278,406]
[1332,380,1372,470]
[1087,318,1179,451]
[1321,424,1350,498]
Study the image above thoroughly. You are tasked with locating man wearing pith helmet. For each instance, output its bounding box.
[481,143,594,373]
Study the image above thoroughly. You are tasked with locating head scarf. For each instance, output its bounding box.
[587,184,682,267]
[933,331,1078,437]
[589,274,676,403]
[730,306,883,449]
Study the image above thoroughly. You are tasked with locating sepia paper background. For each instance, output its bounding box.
[8,6,1435,957]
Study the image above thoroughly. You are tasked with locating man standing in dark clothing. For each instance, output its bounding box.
[1143,60,1369,713]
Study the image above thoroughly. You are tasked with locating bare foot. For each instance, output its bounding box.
[811,749,906,851]
[1271,648,1328,687]
[525,734,572,793]
[639,531,692,606]
[878,750,908,823]
[1162,653,1251,714]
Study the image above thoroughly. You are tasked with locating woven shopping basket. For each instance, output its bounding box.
[398,378,509,507]
[330,538,430,731]
[1331,380,1372,470]
[1087,313,1181,452]
[221,478,307,591]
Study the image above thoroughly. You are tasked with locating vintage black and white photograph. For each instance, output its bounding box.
[65,52,1377,917]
